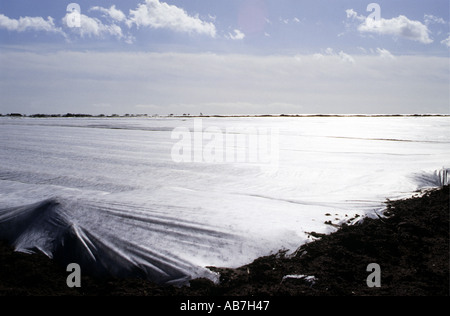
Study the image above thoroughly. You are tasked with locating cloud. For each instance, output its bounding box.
[0,13,64,35]
[228,29,245,40]
[345,9,362,21]
[62,13,124,40]
[376,48,395,59]
[346,9,433,44]
[424,14,446,26]
[127,0,216,37]
[360,16,433,44]
[316,48,355,64]
[441,35,450,48]
[0,11,126,41]
[0,1,217,41]
[338,51,355,64]
[279,17,301,25]
[90,5,127,22]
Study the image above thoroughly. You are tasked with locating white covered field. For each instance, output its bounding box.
[0,116,448,284]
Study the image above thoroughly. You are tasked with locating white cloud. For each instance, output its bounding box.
[345,9,362,21]
[90,5,127,22]
[357,46,367,54]
[0,9,131,42]
[346,9,433,44]
[0,13,63,35]
[424,14,446,26]
[441,35,450,48]
[338,51,355,64]
[228,29,245,40]
[359,15,433,44]
[0,2,216,41]
[319,48,355,64]
[376,48,395,60]
[127,0,216,37]
[324,47,334,55]
[279,17,301,25]
[63,13,124,39]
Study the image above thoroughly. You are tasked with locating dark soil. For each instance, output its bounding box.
[1,186,448,296]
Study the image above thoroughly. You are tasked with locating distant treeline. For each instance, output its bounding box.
[0,113,151,118]
[0,113,449,118]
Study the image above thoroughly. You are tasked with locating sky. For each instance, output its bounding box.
[0,0,449,115]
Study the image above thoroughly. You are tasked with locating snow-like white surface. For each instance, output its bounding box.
[0,116,448,284]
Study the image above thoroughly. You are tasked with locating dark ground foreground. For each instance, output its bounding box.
[0,186,448,296]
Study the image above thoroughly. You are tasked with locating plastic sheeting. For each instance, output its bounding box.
[0,116,449,285]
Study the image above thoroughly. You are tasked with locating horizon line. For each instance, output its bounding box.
[1,113,449,118]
